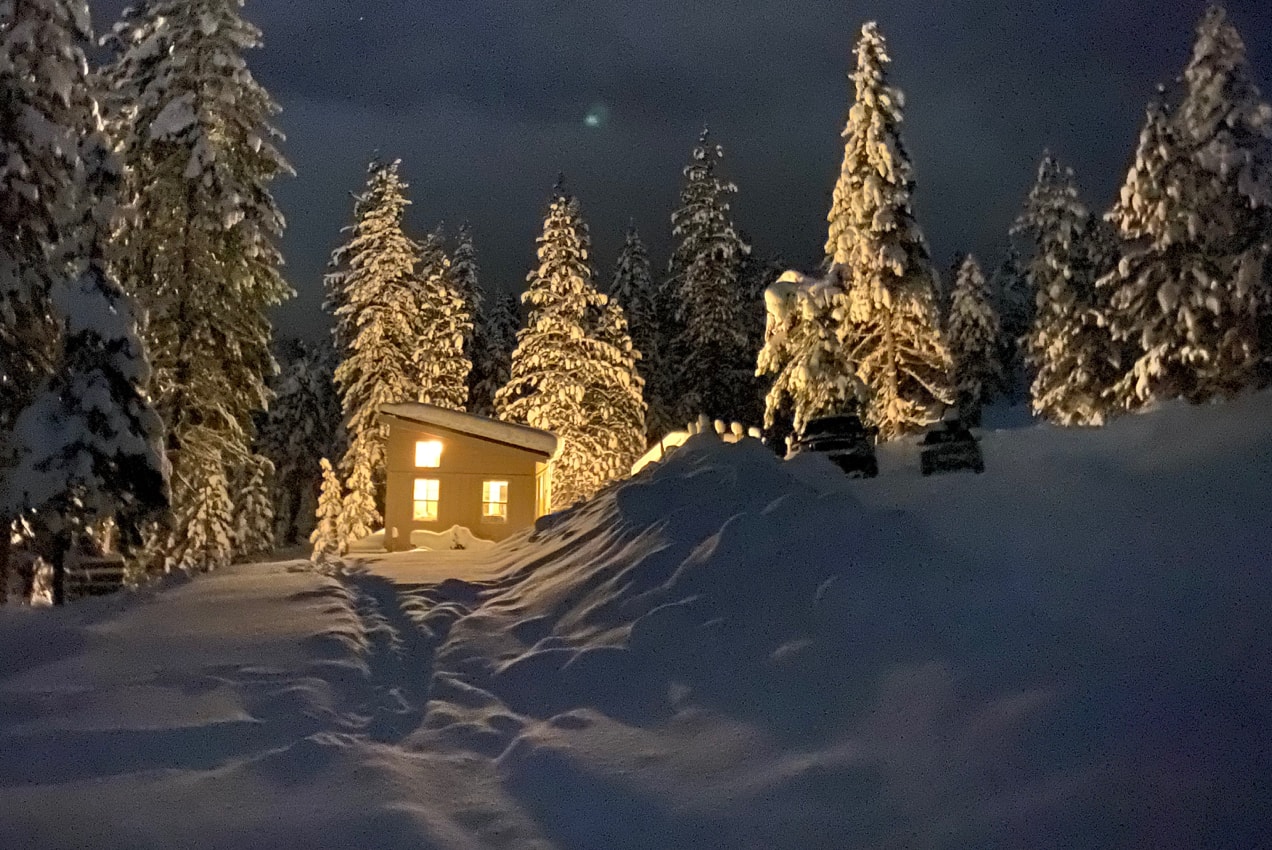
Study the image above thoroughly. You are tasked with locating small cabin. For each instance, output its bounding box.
[378,403,560,551]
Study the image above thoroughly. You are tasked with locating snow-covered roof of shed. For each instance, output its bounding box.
[380,403,562,461]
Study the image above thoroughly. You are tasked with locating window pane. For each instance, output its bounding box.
[415,440,443,468]
[414,479,439,500]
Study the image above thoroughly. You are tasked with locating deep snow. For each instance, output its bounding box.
[3,393,1271,849]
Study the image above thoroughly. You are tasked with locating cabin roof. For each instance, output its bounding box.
[379,403,562,461]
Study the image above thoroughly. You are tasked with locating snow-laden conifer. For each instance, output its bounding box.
[827,22,952,440]
[328,161,421,539]
[496,185,641,508]
[588,299,648,482]
[413,230,471,410]
[310,458,342,563]
[1101,8,1272,405]
[1016,156,1120,426]
[104,0,292,571]
[258,341,341,545]
[991,243,1033,399]
[609,226,659,401]
[453,225,491,413]
[947,255,1005,423]
[758,271,866,435]
[665,131,755,423]
[470,291,520,418]
[1,0,169,602]
[232,453,274,560]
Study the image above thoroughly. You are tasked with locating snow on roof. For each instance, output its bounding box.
[379,403,562,461]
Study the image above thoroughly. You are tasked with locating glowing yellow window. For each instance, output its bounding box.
[413,478,439,521]
[482,480,509,522]
[414,440,443,468]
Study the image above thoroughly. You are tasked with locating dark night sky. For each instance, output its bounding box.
[95,1,1272,342]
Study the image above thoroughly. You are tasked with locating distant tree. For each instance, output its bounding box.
[990,243,1033,400]
[758,271,866,435]
[104,0,292,571]
[1016,155,1121,426]
[827,22,952,441]
[1102,8,1272,406]
[453,225,493,414]
[327,160,420,540]
[470,291,520,418]
[609,225,663,438]
[310,458,343,563]
[1,0,169,603]
[947,255,1005,424]
[232,453,274,560]
[258,341,341,545]
[412,229,471,410]
[666,131,757,423]
[496,183,643,508]
[588,299,648,483]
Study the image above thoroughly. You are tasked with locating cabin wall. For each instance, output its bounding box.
[383,421,549,550]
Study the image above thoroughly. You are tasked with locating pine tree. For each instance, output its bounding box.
[666,131,755,423]
[1102,7,1272,405]
[232,453,274,560]
[991,243,1033,400]
[470,291,520,418]
[758,271,867,435]
[947,255,1005,424]
[827,22,952,441]
[1016,155,1120,426]
[1,0,169,603]
[496,184,641,508]
[588,299,648,482]
[104,0,292,571]
[258,341,341,545]
[453,224,489,413]
[609,226,660,425]
[310,457,343,563]
[413,229,471,410]
[327,160,420,538]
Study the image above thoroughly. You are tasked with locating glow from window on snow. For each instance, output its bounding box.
[415,440,443,468]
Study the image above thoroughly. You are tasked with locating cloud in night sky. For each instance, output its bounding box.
[93,0,1272,341]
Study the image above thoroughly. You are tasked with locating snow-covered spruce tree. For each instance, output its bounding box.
[496,185,637,509]
[1102,8,1272,405]
[258,341,341,545]
[453,224,490,413]
[232,453,273,560]
[310,457,343,563]
[327,160,420,541]
[826,22,952,441]
[470,290,521,418]
[587,299,648,483]
[758,270,866,435]
[1015,155,1121,426]
[666,130,757,423]
[104,0,292,571]
[1,0,169,604]
[609,224,664,438]
[991,242,1033,400]
[947,255,1005,424]
[413,229,472,410]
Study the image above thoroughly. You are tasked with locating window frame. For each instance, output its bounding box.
[412,478,440,522]
[481,480,509,523]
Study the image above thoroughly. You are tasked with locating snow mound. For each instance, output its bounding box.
[414,392,1272,849]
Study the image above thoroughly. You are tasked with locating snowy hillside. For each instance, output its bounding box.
[4,394,1272,849]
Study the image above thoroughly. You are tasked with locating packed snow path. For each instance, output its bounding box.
[3,392,1272,848]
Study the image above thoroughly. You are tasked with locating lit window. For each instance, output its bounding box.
[413,479,439,521]
[415,440,443,468]
[482,480,509,522]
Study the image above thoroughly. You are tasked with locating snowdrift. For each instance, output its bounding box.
[3,393,1271,849]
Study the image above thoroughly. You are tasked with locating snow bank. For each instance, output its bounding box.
[3,393,1271,849]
